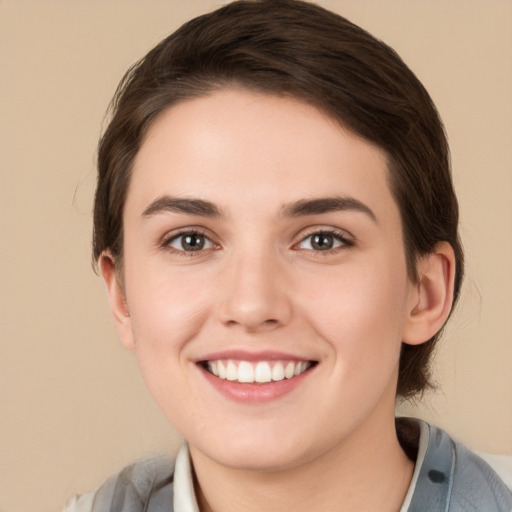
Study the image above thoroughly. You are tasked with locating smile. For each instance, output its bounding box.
[203,359,314,384]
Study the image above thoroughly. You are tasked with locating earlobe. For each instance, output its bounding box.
[402,242,456,346]
[99,252,135,350]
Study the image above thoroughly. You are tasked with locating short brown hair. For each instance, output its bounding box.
[93,0,464,399]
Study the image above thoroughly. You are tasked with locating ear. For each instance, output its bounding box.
[402,242,456,346]
[99,252,135,350]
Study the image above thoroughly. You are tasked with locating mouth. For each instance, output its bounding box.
[199,359,316,384]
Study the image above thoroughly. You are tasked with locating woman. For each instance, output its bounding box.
[67,0,512,510]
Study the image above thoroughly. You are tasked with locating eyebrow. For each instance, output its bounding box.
[142,196,222,218]
[281,196,377,222]
[141,195,376,222]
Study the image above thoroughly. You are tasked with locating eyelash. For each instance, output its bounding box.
[161,229,218,257]
[293,228,354,256]
[161,227,354,257]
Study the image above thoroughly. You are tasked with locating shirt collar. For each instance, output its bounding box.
[173,443,200,512]
[399,419,430,511]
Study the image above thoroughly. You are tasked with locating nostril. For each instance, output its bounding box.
[244,318,280,333]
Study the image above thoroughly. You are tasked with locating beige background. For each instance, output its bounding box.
[0,1,511,511]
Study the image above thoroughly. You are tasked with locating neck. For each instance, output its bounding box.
[190,413,414,512]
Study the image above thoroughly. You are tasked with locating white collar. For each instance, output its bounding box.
[173,443,200,512]
[399,419,429,511]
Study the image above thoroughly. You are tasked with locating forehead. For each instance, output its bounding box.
[128,89,396,221]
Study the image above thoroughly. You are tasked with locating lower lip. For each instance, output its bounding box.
[199,365,314,403]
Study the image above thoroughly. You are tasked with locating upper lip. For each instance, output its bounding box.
[195,349,316,363]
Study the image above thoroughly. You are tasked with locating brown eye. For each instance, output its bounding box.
[311,234,335,250]
[297,231,350,251]
[168,232,212,252]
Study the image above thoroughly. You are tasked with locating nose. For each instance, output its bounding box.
[217,249,293,333]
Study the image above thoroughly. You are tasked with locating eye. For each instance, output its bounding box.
[167,231,214,252]
[296,230,351,251]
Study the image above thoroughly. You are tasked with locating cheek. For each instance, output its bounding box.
[123,269,225,426]
[127,260,207,331]
[297,260,409,369]
[125,270,213,422]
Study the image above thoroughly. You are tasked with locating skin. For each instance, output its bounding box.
[101,89,455,512]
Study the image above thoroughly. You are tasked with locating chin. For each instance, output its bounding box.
[189,425,325,473]
[210,447,308,473]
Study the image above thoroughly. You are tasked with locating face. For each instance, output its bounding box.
[109,89,421,472]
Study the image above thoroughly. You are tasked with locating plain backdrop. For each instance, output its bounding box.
[0,1,511,511]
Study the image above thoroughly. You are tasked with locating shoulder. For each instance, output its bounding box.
[63,492,96,512]
[63,456,175,512]
[410,421,512,512]
[474,450,512,491]
[450,441,512,510]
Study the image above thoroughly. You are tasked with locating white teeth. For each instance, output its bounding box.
[271,362,285,381]
[255,362,272,383]
[206,359,312,383]
[294,361,305,376]
[238,361,254,383]
[217,360,227,379]
[284,362,295,379]
[226,360,238,381]
[209,361,219,376]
